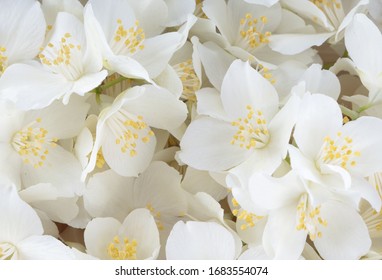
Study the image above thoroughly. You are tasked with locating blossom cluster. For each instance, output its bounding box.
[1,0,382,260]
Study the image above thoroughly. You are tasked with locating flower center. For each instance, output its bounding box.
[231,198,264,230]
[237,14,271,52]
[316,132,361,170]
[0,242,16,260]
[111,19,145,55]
[12,118,58,168]
[107,110,154,157]
[230,105,269,150]
[39,33,83,80]
[0,46,8,74]
[173,59,200,102]
[310,0,345,29]
[146,203,164,231]
[107,236,137,260]
[296,194,328,241]
[96,148,106,169]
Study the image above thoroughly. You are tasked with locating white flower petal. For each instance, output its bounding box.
[132,32,183,78]
[351,175,381,211]
[269,32,334,55]
[300,64,341,100]
[263,205,307,259]
[105,55,153,83]
[71,70,108,97]
[182,167,228,201]
[179,117,252,171]
[314,200,371,259]
[166,221,237,259]
[345,13,382,75]
[341,116,382,176]
[119,208,160,260]
[0,0,45,63]
[0,184,43,243]
[84,217,121,259]
[221,60,279,120]
[288,145,322,184]
[164,0,195,26]
[123,85,188,130]
[85,170,134,221]
[17,235,74,260]
[196,87,229,121]
[192,39,235,91]
[21,145,85,197]
[293,93,342,159]
[127,0,167,37]
[249,171,304,211]
[0,64,72,110]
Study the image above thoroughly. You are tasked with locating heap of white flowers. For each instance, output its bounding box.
[1,0,382,260]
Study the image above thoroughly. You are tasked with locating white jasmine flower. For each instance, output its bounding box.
[290,93,382,210]
[0,184,73,260]
[200,0,319,67]
[249,171,371,259]
[0,98,88,196]
[83,85,187,178]
[84,0,191,81]
[179,59,300,177]
[0,12,107,110]
[84,208,160,260]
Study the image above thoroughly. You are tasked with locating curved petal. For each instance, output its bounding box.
[164,0,195,27]
[166,221,236,259]
[345,13,382,75]
[314,200,371,259]
[192,39,235,91]
[179,117,252,171]
[300,64,341,100]
[132,32,183,78]
[0,184,43,243]
[249,171,304,211]
[0,0,45,63]
[119,208,160,260]
[293,93,342,159]
[341,116,382,176]
[84,169,134,221]
[221,60,279,120]
[104,55,153,83]
[122,85,188,130]
[288,145,322,184]
[127,0,167,37]
[263,205,307,259]
[0,64,72,110]
[84,217,121,259]
[269,32,334,55]
[17,235,74,260]
[196,87,229,121]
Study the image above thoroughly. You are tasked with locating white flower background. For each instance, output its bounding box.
[1,0,382,260]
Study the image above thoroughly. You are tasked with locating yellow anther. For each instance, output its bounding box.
[107,236,137,260]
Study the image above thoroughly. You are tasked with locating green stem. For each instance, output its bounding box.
[99,76,128,92]
[357,103,374,114]
[340,105,359,120]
